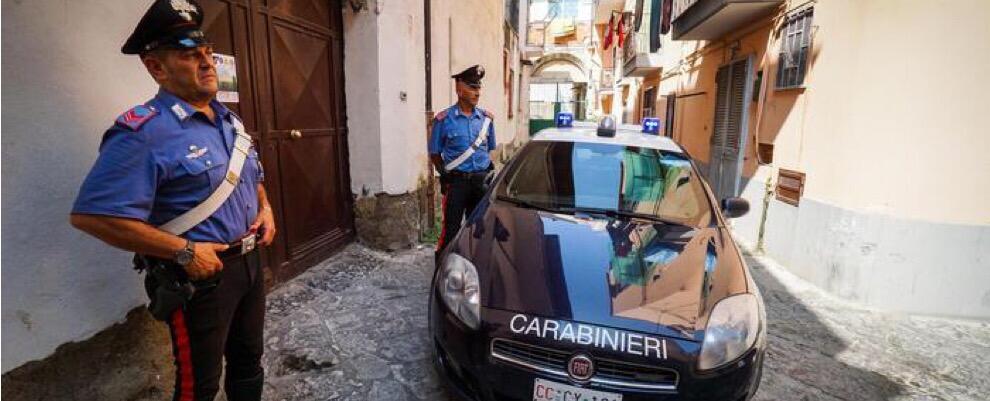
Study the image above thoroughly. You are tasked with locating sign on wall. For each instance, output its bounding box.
[213,53,239,103]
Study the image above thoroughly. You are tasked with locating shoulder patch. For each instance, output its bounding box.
[434,110,448,121]
[115,105,158,131]
[482,109,494,119]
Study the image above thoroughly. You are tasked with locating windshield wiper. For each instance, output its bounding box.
[495,195,561,214]
[564,207,689,227]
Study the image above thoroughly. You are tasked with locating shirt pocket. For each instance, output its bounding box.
[178,154,226,188]
[445,127,471,152]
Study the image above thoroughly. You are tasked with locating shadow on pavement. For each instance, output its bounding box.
[745,251,905,401]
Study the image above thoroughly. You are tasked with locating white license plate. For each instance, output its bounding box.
[532,378,622,401]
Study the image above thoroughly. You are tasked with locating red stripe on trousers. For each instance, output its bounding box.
[171,309,195,401]
[436,189,449,250]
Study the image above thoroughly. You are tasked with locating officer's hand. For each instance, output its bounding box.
[186,242,228,280]
[250,205,277,246]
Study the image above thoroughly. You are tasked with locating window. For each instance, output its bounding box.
[641,87,657,118]
[497,141,713,228]
[507,68,515,118]
[776,8,813,89]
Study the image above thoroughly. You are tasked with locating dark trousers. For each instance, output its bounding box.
[164,250,265,401]
[437,171,488,255]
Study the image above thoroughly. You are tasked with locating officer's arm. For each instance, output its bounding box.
[430,154,445,176]
[70,214,186,259]
[428,113,446,176]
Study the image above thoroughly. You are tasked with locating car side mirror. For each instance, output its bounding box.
[720,197,750,219]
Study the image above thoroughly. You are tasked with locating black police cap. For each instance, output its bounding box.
[122,0,209,55]
[452,65,485,88]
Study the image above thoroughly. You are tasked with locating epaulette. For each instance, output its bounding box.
[115,105,158,131]
[434,109,448,120]
[481,108,494,119]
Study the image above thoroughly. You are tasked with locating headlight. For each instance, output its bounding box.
[441,253,481,330]
[698,293,761,370]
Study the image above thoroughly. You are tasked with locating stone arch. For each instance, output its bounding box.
[532,52,588,82]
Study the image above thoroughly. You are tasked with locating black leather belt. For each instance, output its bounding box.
[447,170,489,178]
[217,233,260,259]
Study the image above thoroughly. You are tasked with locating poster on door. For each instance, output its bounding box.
[213,53,239,103]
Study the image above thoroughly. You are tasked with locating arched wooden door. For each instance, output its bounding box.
[201,0,354,286]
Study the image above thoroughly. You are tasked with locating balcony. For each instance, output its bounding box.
[671,0,783,40]
[622,30,661,78]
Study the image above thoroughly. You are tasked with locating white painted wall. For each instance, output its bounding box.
[344,1,427,196]
[343,7,385,196]
[1,0,156,372]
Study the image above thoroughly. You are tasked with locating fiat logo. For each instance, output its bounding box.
[567,354,595,382]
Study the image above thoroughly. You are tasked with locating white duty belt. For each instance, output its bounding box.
[159,118,253,235]
[444,117,491,172]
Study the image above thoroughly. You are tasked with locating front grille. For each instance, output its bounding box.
[490,338,678,391]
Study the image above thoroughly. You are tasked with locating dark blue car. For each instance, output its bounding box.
[430,120,766,401]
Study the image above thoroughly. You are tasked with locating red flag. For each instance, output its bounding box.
[603,14,615,50]
[617,13,627,48]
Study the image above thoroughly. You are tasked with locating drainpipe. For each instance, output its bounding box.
[424,0,436,234]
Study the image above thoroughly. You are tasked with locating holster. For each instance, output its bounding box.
[135,255,196,321]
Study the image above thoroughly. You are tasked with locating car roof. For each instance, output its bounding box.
[532,123,685,154]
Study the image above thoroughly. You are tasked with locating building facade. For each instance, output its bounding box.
[608,0,990,318]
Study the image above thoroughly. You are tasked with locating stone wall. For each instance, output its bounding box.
[1,308,172,401]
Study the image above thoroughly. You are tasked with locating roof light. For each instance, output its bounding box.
[555,112,574,128]
[642,117,661,135]
[597,116,616,137]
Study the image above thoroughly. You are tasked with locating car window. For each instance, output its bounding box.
[497,141,713,227]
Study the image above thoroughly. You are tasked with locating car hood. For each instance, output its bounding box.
[454,200,750,342]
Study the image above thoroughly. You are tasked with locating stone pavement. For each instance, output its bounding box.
[260,244,990,401]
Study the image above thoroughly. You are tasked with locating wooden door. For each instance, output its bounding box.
[202,0,353,286]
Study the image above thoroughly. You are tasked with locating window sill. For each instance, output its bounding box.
[774,85,807,92]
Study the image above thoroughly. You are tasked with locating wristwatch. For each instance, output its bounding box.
[175,239,195,266]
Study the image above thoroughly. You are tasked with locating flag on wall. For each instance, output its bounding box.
[617,13,627,48]
[603,14,615,50]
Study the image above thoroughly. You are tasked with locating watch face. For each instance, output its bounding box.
[177,250,194,265]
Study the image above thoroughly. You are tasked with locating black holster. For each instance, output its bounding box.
[135,255,196,321]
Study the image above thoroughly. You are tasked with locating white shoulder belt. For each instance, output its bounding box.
[159,118,253,235]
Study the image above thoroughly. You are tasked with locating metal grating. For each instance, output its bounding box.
[490,338,678,391]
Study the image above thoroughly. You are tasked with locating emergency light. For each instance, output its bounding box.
[642,117,661,135]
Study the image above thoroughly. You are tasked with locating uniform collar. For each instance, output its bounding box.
[156,89,231,124]
[451,104,483,119]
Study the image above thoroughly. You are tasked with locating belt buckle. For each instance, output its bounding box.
[241,234,256,255]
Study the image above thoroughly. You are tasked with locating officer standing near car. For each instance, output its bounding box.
[429,65,496,255]
[69,1,274,400]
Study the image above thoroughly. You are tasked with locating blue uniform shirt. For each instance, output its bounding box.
[428,105,496,173]
[72,89,264,243]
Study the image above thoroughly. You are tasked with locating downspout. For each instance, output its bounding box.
[424,0,436,235]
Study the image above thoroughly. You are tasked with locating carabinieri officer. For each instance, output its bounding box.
[429,65,496,255]
[69,1,274,400]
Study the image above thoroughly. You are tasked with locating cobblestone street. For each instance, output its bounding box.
[261,244,990,401]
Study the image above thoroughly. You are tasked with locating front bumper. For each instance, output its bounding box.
[430,300,764,401]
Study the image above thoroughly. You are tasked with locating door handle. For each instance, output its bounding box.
[290,129,302,139]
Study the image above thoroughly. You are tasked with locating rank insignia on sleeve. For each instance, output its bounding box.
[116,105,158,131]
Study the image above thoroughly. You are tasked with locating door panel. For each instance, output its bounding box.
[270,23,335,130]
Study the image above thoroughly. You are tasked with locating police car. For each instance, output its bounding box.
[430,114,766,401]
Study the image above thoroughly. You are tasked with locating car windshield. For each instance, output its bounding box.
[496,141,713,227]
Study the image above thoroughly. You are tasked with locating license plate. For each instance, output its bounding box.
[532,378,622,401]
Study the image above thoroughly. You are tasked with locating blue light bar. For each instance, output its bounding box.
[642,117,661,134]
